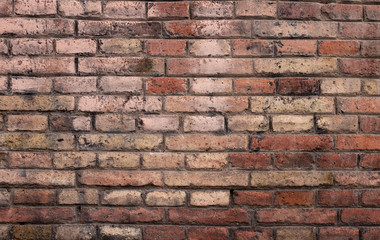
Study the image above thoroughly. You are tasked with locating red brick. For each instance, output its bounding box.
[11,39,53,55]
[229,153,271,169]
[234,78,275,94]
[318,190,358,207]
[274,153,314,169]
[335,172,380,187]
[341,209,380,225]
[0,208,75,223]
[15,0,57,15]
[337,135,380,150]
[13,189,55,205]
[104,1,145,19]
[362,41,380,57]
[232,40,273,56]
[146,78,186,94]
[148,2,189,19]
[322,4,362,20]
[317,153,357,169]
[365,5,380,21]
[251,135,333,151]
[145,226,185,240]
[339,97,380,113]
[277,78,319,95]
[275,40,317,56]
[361,116,380,132]
[146,40,186,56]
[257,209,336,224]
[233,191,272,206]
[279,2,321,20]
[169,208,249,225]
[340,23,380,39]
[274,191,314,206]
[362,190,380,206]
[188,227,228,240]
[81,207,164,223]
[361,154,380,169]
[319,40,360,56]
[319,228,359,240]
[234,229,272,240]
[363,228,380,240]
[9,152,52,168]
[191,1,233,19]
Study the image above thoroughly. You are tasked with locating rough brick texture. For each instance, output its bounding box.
[0,0,379,239]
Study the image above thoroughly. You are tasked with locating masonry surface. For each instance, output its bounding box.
[0,0,379,239]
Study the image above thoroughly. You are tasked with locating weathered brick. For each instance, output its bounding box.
[148,2,189,19]
[363,80,380,95]
[341,209,380,225]
[11,77,52,93]
[55,225,96,240]
[361,116,380,132]
[11,39,53,55]
[9,152,52,168]
[0,0,12,16]
[275,191,314,206]
[50,115,91,131]
[321,78,361,94]
[319,228,359,240]
[145,226,185,240]
[276,228,315,240]
[146,40,186,56]
[229,153,271,169]
[191,1,233,19]
[234,78,275,94]
[257,209,336,224]
[0,77,7,92]
[142,153,184,169]
[7,115,48,131]
[101,190,142,206]
[278,78,319,95]
[362,190,380,206]
[335,172,380,187]
[54,77,97,93]
[317,115,358,132]
[362,41,380,57]
[275,40,317,56]
[0,208,75,223]
[79,170,162,186]
[251,172,333,187]
[363,228,380,240]
[53,152,96,169]
[146,78,186,94]
[340,59,380,76]
[190,191,229,206]
[58,189,98,205]
[81,207,164,223]
[12,225,52,240]
[190,78,232,94]
[340,23,380,39]
[15,0,57,15]
[99,39,142,54]
[95,114,135,132]
[339,97,380,113]
[234,229,272,240]
[0,133,74,150]
[184,116,225,132]
[361,154,380,169]
[185,153,228,169]
[228,115,269,132]
[233,40,273,56]
[139,115,179,131]
[317,153,357,169]
[0,40,7,55]
[274,153,314,169]
[0,170,75,186]
[98,152,140,169]
[365,5,380,21]
[190,40,230,56]
[0,57,75,74]
[337,135,380,150]
[233,191,272,206]
[13,189,55,205]
[145,191,186,206]
[58,0,101,17]
[56,39,97,54]
[188,227,228,240]
[272,115,314,132]
[104,1,145,19]
[251,135,334,151]
[322,4,363,20]
[99,226,141,240]
[279,2,321,20]
[0,190,10,206]
[318,190,358,206]
[0,225,9,240]
[236,1,276,18]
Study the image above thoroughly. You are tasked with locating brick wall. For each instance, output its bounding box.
[0,0,379,239]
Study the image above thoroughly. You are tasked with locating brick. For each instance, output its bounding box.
[11,39,53,55]
[278,2,321,19]
[341,209,380,225]
[319,228,359,240]
[366,5,380,21]
[257,209,336,224]
[254,21,337,38]
[58,0,102,17]
[340,23,380,39]
[0,208,75,223]
[317,153,357,169]
[278,78,319,95]
[190,191,229,206]
[361,154,380,169]
[95,114,135,132]
[145,226,185,240]
[145,191,186,206]
[251,172,333,187]
[167,58,253,76]
[319,40,360,56]
[79,170,162,187]
[78,96,162,113]
[56,39,97,54]
[229,153,271,169]
[0,77,6,92]
[0,0,11,16]
[233,191,272,206]
[165,134,248,151]
[184,116,225,132]
[164,20,251,37]
[363,80,380,95]
[236,1,276,18]
[58,189,98,205]
[0,57,75,74]
[0,18,74,36]
[228,115,269,132]
[0,225,9,240]
[322,4,362,20]
[191,1,233,19]
[363,228,380,240]
[188,227,228,240]
[165,96,248,113]
[104,1,145,19]
[50,116,91,131]
[272,115,314,132]
[11,77,52,93]
[255,58,338,75]
[339,97,380,113]
[99,226,141,240]
[148,2,189,19]
[274,153,314,169]
[251,96,335,113]
[335,172,380,187]
[146,40,186,56]
[233,40,273,56]
[341,59,380,76]
[9,152,52,168]
[139,115,179,131]
[54,77,97,93]
[317,115,358,132]
[164,171,249,187]
[142,153,184,169]
[12,225,52,240]
[0,133,74,150]
[78,57,164,75]
[362,41,380,57]
[53,152,96,169]
[321,78,361,94]
[185,153,228,169]
[15,0,56,15]
[7,115,48,131]
[169,208,249,225]
[234,229,272,240]
[0,170,74,186]
[337,135,380,150]
[55,225,96,240]
[362,190,380,206]
[99,77,142,93]
[276,228,315,240]
[190,78,232,94]
[0,40,7,55]
[101,190,142,206]
[318,190,358,206]
[99,39,142,54]
[0,153,5,168]
[234,78,275,94]
[13,189,55,205]
[275,191,314,206]
[81,207,164,223]
[146,78,186,94]
[0,190,10,206]
[190,40,230,56]
[275,40,317,56]
[98,152,140,169]
[251,135,334,151]
[78,20,161,37]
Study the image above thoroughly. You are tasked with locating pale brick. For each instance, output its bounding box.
[53,152,96,169]
[192,1,233,19]
[236,1,276,18]
[251,172,333,187]
[0,77,7,92]
[190,191,230,206]
[11,77,52,93]
[104,1,145,19]
[145,191,186,206]
[55,226,96,240]
[228,115,269,132]
[142,153,184,169]
[321,78,361,94]
[56,39,97,54]
[95,114,135,132]
[99,39,142,54]
[99,77,142,93]
[54,77,97,93]
[272,115,314,132]
[58,0,101,17]
[11,39,53,55]
[0,133,74,150]
[185,153,228,169]
[189,40,230,56]
[98,152,140,169]
[363,80,380,95]
[184,116,225,132]
[276,228,315,240]
[99,226,141,240]
[0,169,75,186]
[138,115,179,131]
[15,0,57,15]
[317,116,358,132]
[190,78,233,94]
[101,190,142,206]
[58,189,98,205]
[7,115,48,131]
